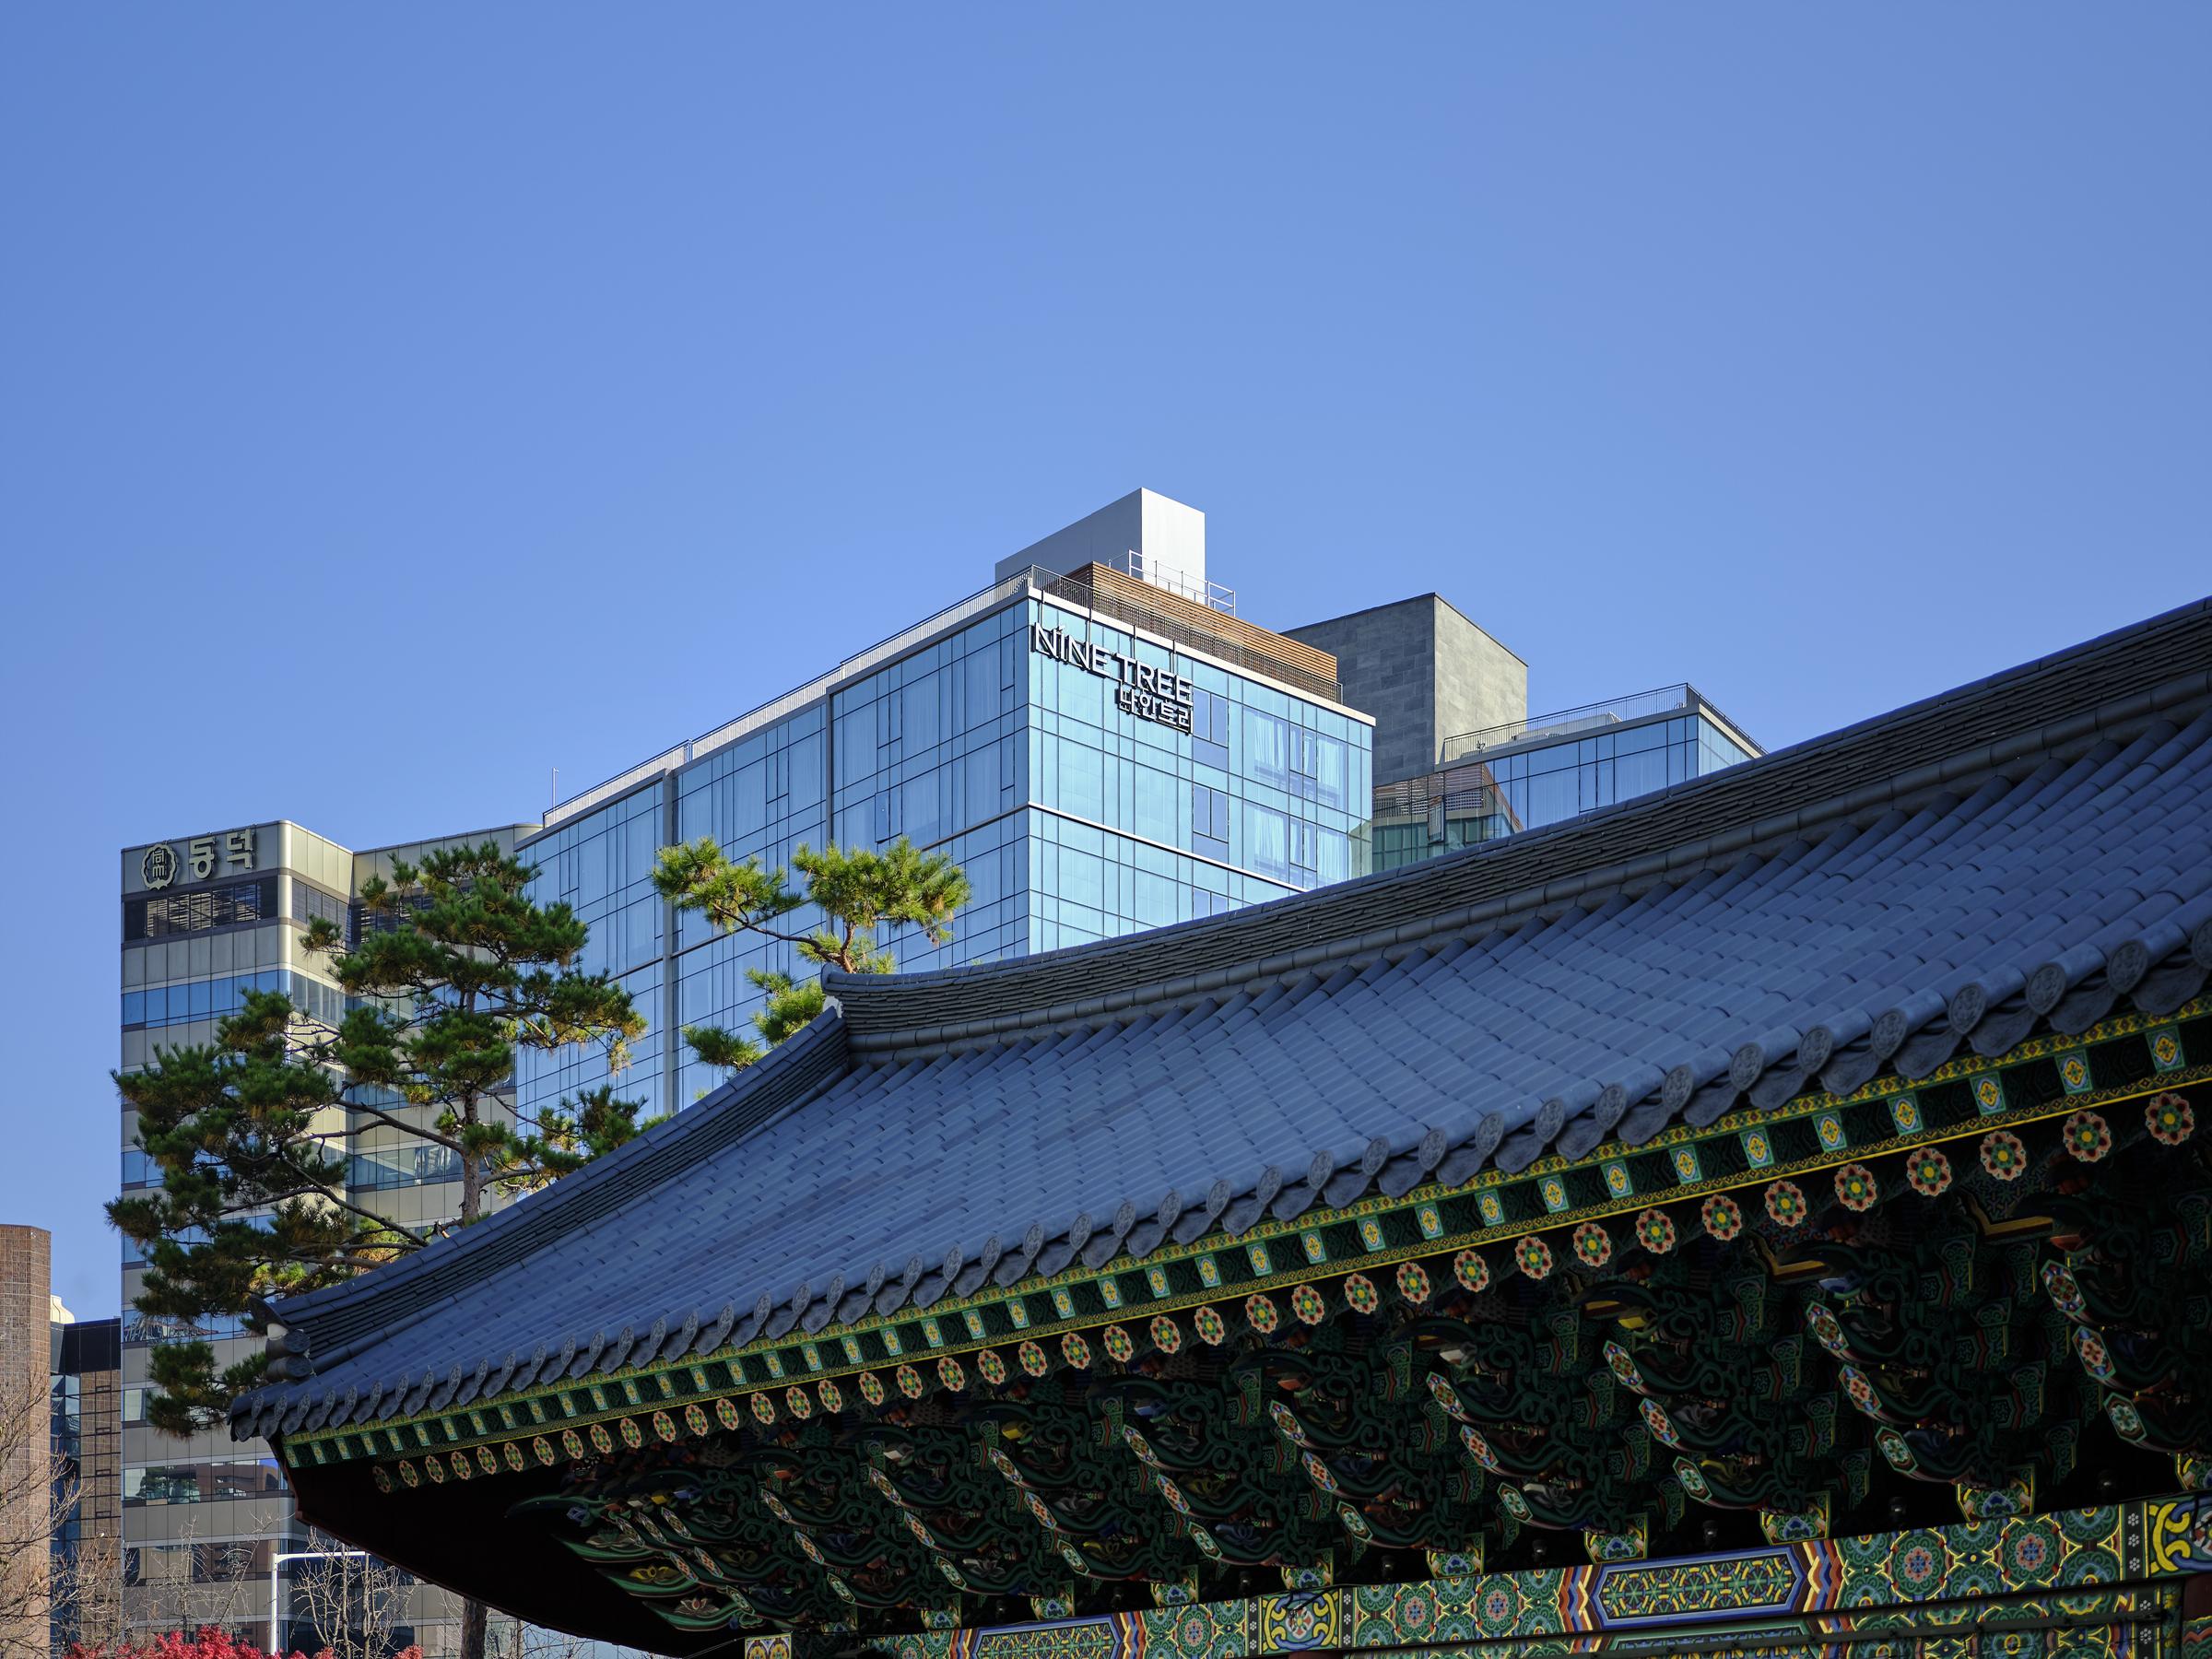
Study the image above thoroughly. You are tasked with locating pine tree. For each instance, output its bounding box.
[109,842,647,1659]
[653,836,969,1073]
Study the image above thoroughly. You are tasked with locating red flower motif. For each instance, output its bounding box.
[1906,1146,1953,1196]
[1701,1194,1743,1241]
[2062,1111,2112,1164]
[1979,1130,2028,1182]
[1515,1235,1553,1280]
[1571,1222,1612,1266]
[1453,1248,1490,1292]
[1764,1180,1808,1227]
[1833,1163,1878,1211]
[2146,1093,2194,1147]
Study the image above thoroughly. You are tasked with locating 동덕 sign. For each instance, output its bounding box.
[141,828,256,889]
[1030,623,1195,734]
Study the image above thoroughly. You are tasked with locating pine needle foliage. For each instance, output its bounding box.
[109,842,649,1438]
[653,836,969,1076]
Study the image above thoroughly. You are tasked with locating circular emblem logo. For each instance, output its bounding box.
[141,844,179,889]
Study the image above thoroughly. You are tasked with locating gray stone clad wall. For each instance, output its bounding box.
[1288,595,1525,786]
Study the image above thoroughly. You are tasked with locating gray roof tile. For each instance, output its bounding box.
[236,598,2212,1439]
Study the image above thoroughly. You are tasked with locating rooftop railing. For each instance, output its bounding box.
[1441,682,1759,764]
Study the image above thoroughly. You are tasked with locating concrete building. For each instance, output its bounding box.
[1286,594,1528,788]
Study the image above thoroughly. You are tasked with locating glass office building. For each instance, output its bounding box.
[519,560,1374,1115]
[1370,685,1759,870]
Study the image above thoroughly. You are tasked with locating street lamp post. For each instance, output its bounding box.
[269,1547,368,1654]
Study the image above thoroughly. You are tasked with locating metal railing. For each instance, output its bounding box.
[1441,682,1759,764]
[1124,552,1237,616]
[538,563,1337,830]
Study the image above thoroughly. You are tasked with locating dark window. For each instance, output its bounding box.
[124,877,277,941]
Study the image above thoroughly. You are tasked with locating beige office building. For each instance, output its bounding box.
[117,822,532,1654]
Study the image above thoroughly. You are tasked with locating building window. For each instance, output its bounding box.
[289,878,347,931]
[1191,688,1229,770]
[1191,783,1229,863]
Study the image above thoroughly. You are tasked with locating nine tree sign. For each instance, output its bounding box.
[1030,622,1195,733]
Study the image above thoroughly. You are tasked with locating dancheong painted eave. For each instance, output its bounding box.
[240,595,2212,1441]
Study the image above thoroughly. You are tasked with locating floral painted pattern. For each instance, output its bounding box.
[1193,1305,1228,1347]
[1841,1365,1878,1414]
[1980,1130,2028,1182]
[784,1385,813,1419]
[858,1371,886,1406]
[935,1355,966,1391]
[1453,1248,1490,1292]
[1103,1324,1135,1362]
[2074,1327,2115,1382]
[1018,1339,1049,1377]
[815,1379,843,1413]
[1701,1194,1743,1241]
[1765,1180,1808,1227]
[750,1393,777,1425]
[1291,1283,1329,1324]
[1833,1163,1878,1211]
[975,1349,1007,1386]
[1906,1146,1953,1196]
[1244,1292,1279,1334]
[1635,1207,1677,1253]
[1515,1235,1553,1280]
[1572,1221,1612,1267]
[1343,1273,1381,1314]
[1395,1261,1431,1303]
[895,1363,924,1398]
[1060,1332,1092,1369]
[2147,1092,2194,1146]
[2062,1109,2112,1163]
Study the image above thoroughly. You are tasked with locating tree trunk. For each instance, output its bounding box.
[461,1593,489,1659]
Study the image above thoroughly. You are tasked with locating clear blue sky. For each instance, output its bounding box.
[3,8,2206,1313]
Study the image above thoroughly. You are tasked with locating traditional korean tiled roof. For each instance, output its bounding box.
[232,597,2212,1443]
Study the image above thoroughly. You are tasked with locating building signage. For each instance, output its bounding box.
[141,828,256,889]
[1030,623,1195,734]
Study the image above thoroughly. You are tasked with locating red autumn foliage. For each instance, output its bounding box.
[68,1629,424,1659]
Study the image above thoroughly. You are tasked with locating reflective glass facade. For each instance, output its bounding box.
[522,591,1373,1114]
[1371,707,1759,870]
